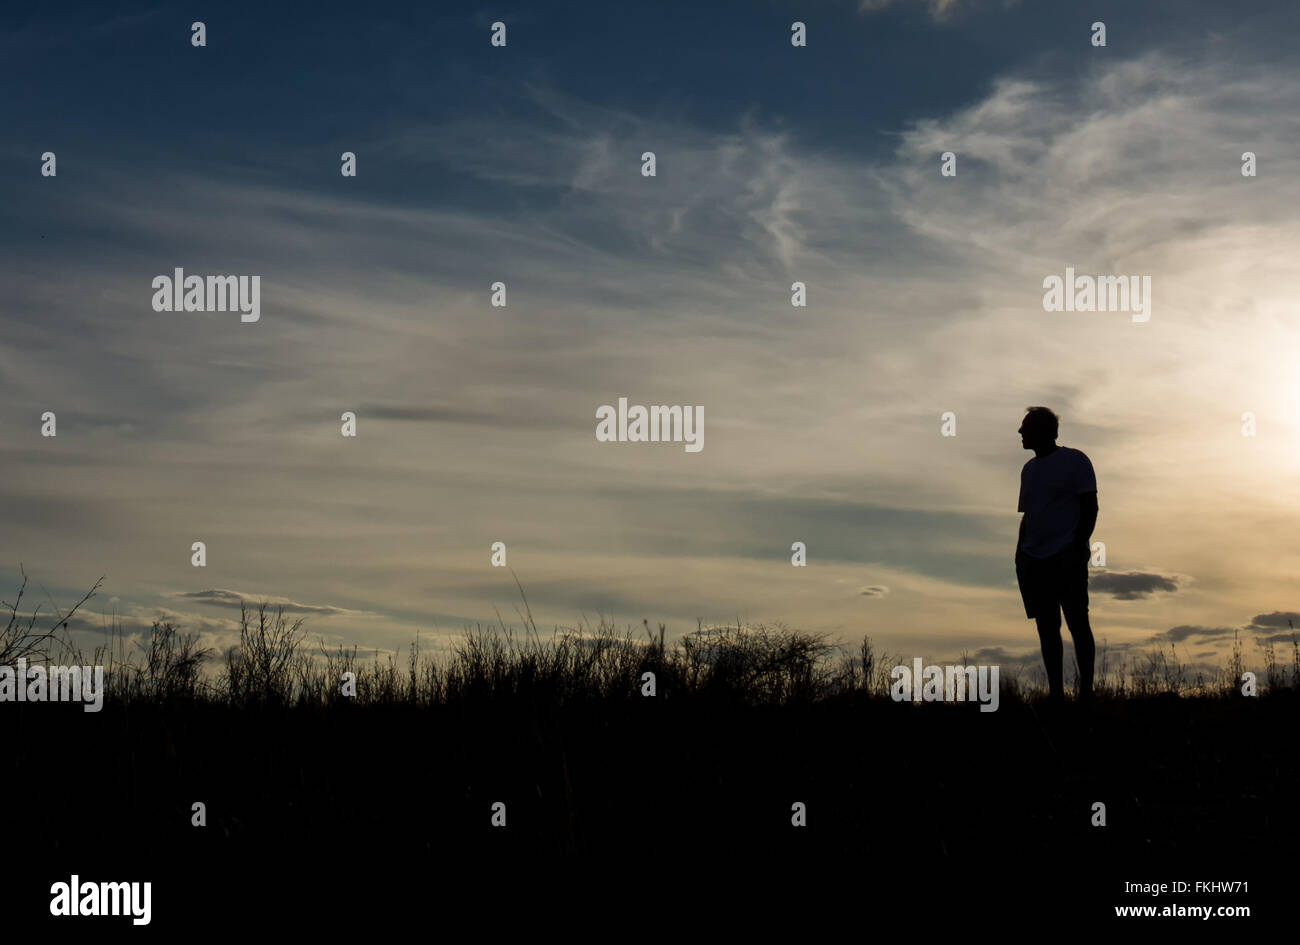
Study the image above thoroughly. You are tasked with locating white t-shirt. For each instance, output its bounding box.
[1017,446,1097,558]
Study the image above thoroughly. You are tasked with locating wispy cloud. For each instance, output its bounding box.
[858,0,1020,23]
[3,28,1299,666]
[171,589,373,618]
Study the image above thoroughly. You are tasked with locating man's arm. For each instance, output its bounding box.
[1076,491,1098,555]
[1016,515,1025,559]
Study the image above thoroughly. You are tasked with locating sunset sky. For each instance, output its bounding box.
[3,0,1298,680]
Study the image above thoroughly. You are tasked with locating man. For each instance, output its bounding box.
[1015,406,1098,703]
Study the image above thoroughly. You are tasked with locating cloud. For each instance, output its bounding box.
[562,632,653,653]
[1146,614,1298,649]
[858,0,1018,22]
[1256,632,1299,645]
[1150,625,1235,644]
[1244,613,1300,645]
[1245,612,1300,632]
[1089,571,1180,600]
[965,646,1041,667]
[170,590,369,618]
[4,32,1300,659]
[356,403,564,429]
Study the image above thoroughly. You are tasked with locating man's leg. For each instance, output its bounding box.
[1062,558,1095,701]
[1034,607,1065,702]
[1062,605,1095,701]
[1060,613,1092,701]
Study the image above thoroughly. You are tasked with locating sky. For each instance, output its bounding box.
[2,0,1299,679]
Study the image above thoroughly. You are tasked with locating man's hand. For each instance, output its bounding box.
[1077,492,1098,563]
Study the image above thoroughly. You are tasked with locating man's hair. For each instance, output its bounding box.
[1023,406,1059,439]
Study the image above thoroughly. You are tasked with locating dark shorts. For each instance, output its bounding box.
[1015,546,1089,619]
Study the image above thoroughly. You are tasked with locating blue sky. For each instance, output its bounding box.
[3,0,1299,679]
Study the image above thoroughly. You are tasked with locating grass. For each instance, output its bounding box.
[19,588,1299,709]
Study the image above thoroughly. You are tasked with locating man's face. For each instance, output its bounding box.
[1019,415,1048,449]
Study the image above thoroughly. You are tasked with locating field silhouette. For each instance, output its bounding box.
[7,575,1295,930]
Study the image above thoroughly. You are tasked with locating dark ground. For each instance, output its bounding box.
[10,691,1295,934]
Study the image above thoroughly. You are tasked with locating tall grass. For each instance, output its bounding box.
[11,573,1300,708]
[0,566,102,666]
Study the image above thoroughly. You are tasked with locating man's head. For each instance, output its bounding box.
[1019,406,1059,451]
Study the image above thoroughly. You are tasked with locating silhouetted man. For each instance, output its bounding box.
[1015,407,1097,703]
